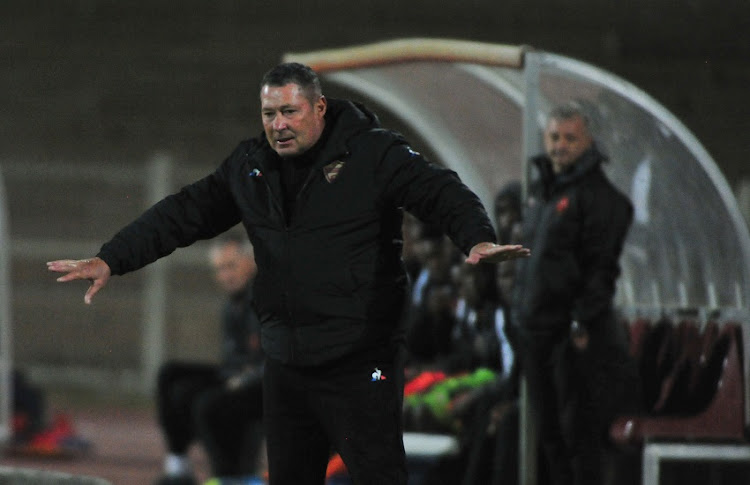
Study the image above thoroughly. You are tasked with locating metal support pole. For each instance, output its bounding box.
[519,377,537,485]
[519,51,542,485]
[141,153,172,394]
[0,168,12,445]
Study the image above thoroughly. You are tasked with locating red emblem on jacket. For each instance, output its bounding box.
[556,196,570,213]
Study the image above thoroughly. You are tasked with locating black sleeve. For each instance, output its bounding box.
[97,156,242,275]
[376,141,496,254]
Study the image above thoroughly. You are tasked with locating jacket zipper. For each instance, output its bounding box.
[248,152,294,361]
[284,225,294,362]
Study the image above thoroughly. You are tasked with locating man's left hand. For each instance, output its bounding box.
[466,242,530,264]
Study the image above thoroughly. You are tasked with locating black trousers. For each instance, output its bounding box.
[156,361,264,476]
[461,401,520,485]
[263,348,407,485]
[518,318,641,485]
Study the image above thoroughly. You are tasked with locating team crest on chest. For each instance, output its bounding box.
[323,160,346,183]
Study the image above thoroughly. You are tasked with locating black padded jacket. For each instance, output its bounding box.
[98,99,496,365]
[512,145,633,333]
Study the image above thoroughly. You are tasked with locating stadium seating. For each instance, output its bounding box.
[609,318,749,485]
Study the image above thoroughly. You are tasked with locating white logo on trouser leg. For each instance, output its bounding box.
[371,367,386,381]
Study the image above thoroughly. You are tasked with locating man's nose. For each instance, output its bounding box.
[273,117,288,131]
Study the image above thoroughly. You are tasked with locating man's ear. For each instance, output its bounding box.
[316,95,327,117]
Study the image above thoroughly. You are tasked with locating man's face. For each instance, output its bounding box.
[210,243,257,296]
[543,115,593,173]
[261,83,326,158]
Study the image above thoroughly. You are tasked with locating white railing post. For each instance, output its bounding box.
[141,153,172,393]
[0,167,13,445]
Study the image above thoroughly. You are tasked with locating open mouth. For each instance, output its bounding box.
[275,135,294,146]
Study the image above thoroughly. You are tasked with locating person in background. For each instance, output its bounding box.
[155,233,264,485]
[443,261,501,374]
[435,198,525,485]
[404,235,461,372]
[492,180,522,245]
[400,212,427,284]
[47,62,528,485]
[414,253,521,485]
[512,101,640,485]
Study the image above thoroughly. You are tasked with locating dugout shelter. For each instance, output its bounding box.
[283,38,750,484]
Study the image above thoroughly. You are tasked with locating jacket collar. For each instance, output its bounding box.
[318,98,381,162]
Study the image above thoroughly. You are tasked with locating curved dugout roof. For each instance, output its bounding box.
[284,38,750,312]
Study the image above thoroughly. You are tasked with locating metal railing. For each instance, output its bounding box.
[0,168,13,445]
[2,155,221,395]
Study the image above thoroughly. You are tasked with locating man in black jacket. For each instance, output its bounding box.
[512,101,640,485]
[48,62,529,485]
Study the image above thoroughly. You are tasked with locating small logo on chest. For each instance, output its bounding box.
[323,160,346,183]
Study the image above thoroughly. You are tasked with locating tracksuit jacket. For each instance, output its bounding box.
[97,99,496,366]
[512,145,633,334]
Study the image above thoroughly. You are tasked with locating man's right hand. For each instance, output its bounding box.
[46,257,111,304]
[466,242,530,264]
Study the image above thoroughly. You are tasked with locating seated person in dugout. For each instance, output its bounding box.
[155,233,265,485]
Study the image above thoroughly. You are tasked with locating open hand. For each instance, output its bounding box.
[46,257,111,304]
[465,242,530,264]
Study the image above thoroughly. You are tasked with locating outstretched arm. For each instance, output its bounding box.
[47,257,111,305]
[465,242,530,264]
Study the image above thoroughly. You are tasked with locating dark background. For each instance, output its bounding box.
[1,5,748,482]
[2,0,749,183]
[2,1,749,382]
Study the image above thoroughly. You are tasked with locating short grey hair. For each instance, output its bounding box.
[548,100,591,130]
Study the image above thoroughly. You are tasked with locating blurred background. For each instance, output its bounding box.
[1,1,749,483]
[1,0,748,406]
